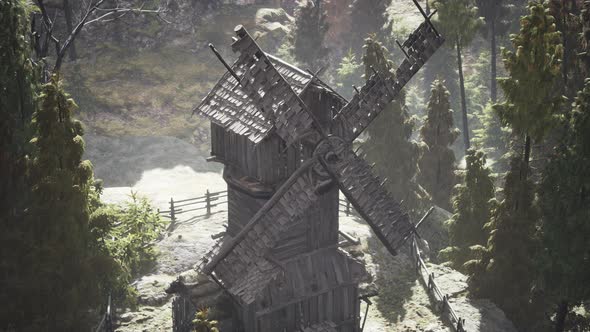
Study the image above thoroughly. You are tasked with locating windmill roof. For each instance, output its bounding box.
[193,54,344,143]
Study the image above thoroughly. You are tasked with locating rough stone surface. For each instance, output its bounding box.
[254,7,293,52]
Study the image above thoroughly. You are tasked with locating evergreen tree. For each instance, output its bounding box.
[468,154,539,330]
[417,80,459,210]
[432,0,483,152]
[472,102,511,174]
[349,0,390,54]
[537,79,590,332]
[21,76,99,329]
[495,1,563,171]
[439,149,494,272]
[290,0,329,69]
[476,0,512,102]
[361,37,425,215]
[335,48,363,99]
[548,0,583,99]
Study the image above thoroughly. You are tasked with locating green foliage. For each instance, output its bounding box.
[468,154,538,330]
[289,0,329,69]
[417,80,459,210]
[335,49,362,99]
[349,0,390,53]
[537,79,590,328]
[472,102,511,174]
[192,308,220,332]
[494,1,563,142]
[104,191,166,278]
[360,37,426,216]
[439,150,494,271]
[432,0,483,47]
[19,75,107,330]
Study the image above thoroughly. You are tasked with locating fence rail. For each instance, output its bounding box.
[411,234,466,332]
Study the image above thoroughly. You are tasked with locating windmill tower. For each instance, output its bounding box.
[193,3,444,331]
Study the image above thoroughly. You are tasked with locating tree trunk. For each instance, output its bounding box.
[63,0,77,61]
[490,17,497,103]
[554,300,568,332]
[456,35,470,151]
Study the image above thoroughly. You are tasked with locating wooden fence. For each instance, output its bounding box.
[411,231,467,332]
[94,294,114,332]
[172,296,197,332]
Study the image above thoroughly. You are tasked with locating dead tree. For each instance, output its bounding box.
[32,0,169,81]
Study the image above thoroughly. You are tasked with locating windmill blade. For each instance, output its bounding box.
[230,25,325,146]
[199,157,323,279]
[332,20,444,143]
[315,138,415,255]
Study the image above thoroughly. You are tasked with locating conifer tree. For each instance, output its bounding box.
[537,79,590,332]
[349,0,390,54]
[495,1,563,171]
[472,102,511,173]
[432,0,483,152]
[24,76,106,330]
[361,37,425,215]
[475,0,511,102]
[439,150,494,271]
[335,49,363,99]
[417,80,458,210]
[290,0,329,69]
[468,154,539,330]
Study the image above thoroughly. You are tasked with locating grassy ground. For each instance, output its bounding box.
[61,5,265,143]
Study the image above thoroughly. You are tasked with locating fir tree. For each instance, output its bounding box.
[432,0,483,152]
[349,0,390,54]
[361,37,425,215]
[290,0,329,69]
[417,80,459,210]
[495,1,563,171]
[472,102,511,174]
[475,0,512,102]
[439,149,494,272]
[23,76,109,330]
[335,48,363,99]
[537,79,590,332]
[468,154,539,330]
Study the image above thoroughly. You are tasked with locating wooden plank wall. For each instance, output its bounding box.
[256,286,359,332]
[227,186,268,236]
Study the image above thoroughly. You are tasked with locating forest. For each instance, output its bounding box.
[1,0,590,331]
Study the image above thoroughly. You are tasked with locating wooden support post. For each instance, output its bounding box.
[170,198,176,223]
[346,200,351,216]
[206,189,211,217]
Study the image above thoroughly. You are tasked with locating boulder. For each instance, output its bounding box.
[254,8,294,53]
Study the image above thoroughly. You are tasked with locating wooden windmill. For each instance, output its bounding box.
[193,2,444,331]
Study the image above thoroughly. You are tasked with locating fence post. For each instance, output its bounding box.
[170,198,176,223]
[206,189,211,217]
[346,200,351,216]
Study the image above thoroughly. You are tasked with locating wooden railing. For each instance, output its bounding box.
[411,234,467,332]
[94,294,114,332]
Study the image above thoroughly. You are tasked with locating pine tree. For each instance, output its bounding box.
[361,37,425,215]
[290,0,329,69]
[335,48,363,99]
[495,1,563,171]
[349,0,390,54]
[417,80,459,210]
[472,102,511,174]
[468,154,539,330]
[432,0,483,152]
[476,0,512,102]
[439,149,494,272]
[23,76,106,330]
[537,79,590,332]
